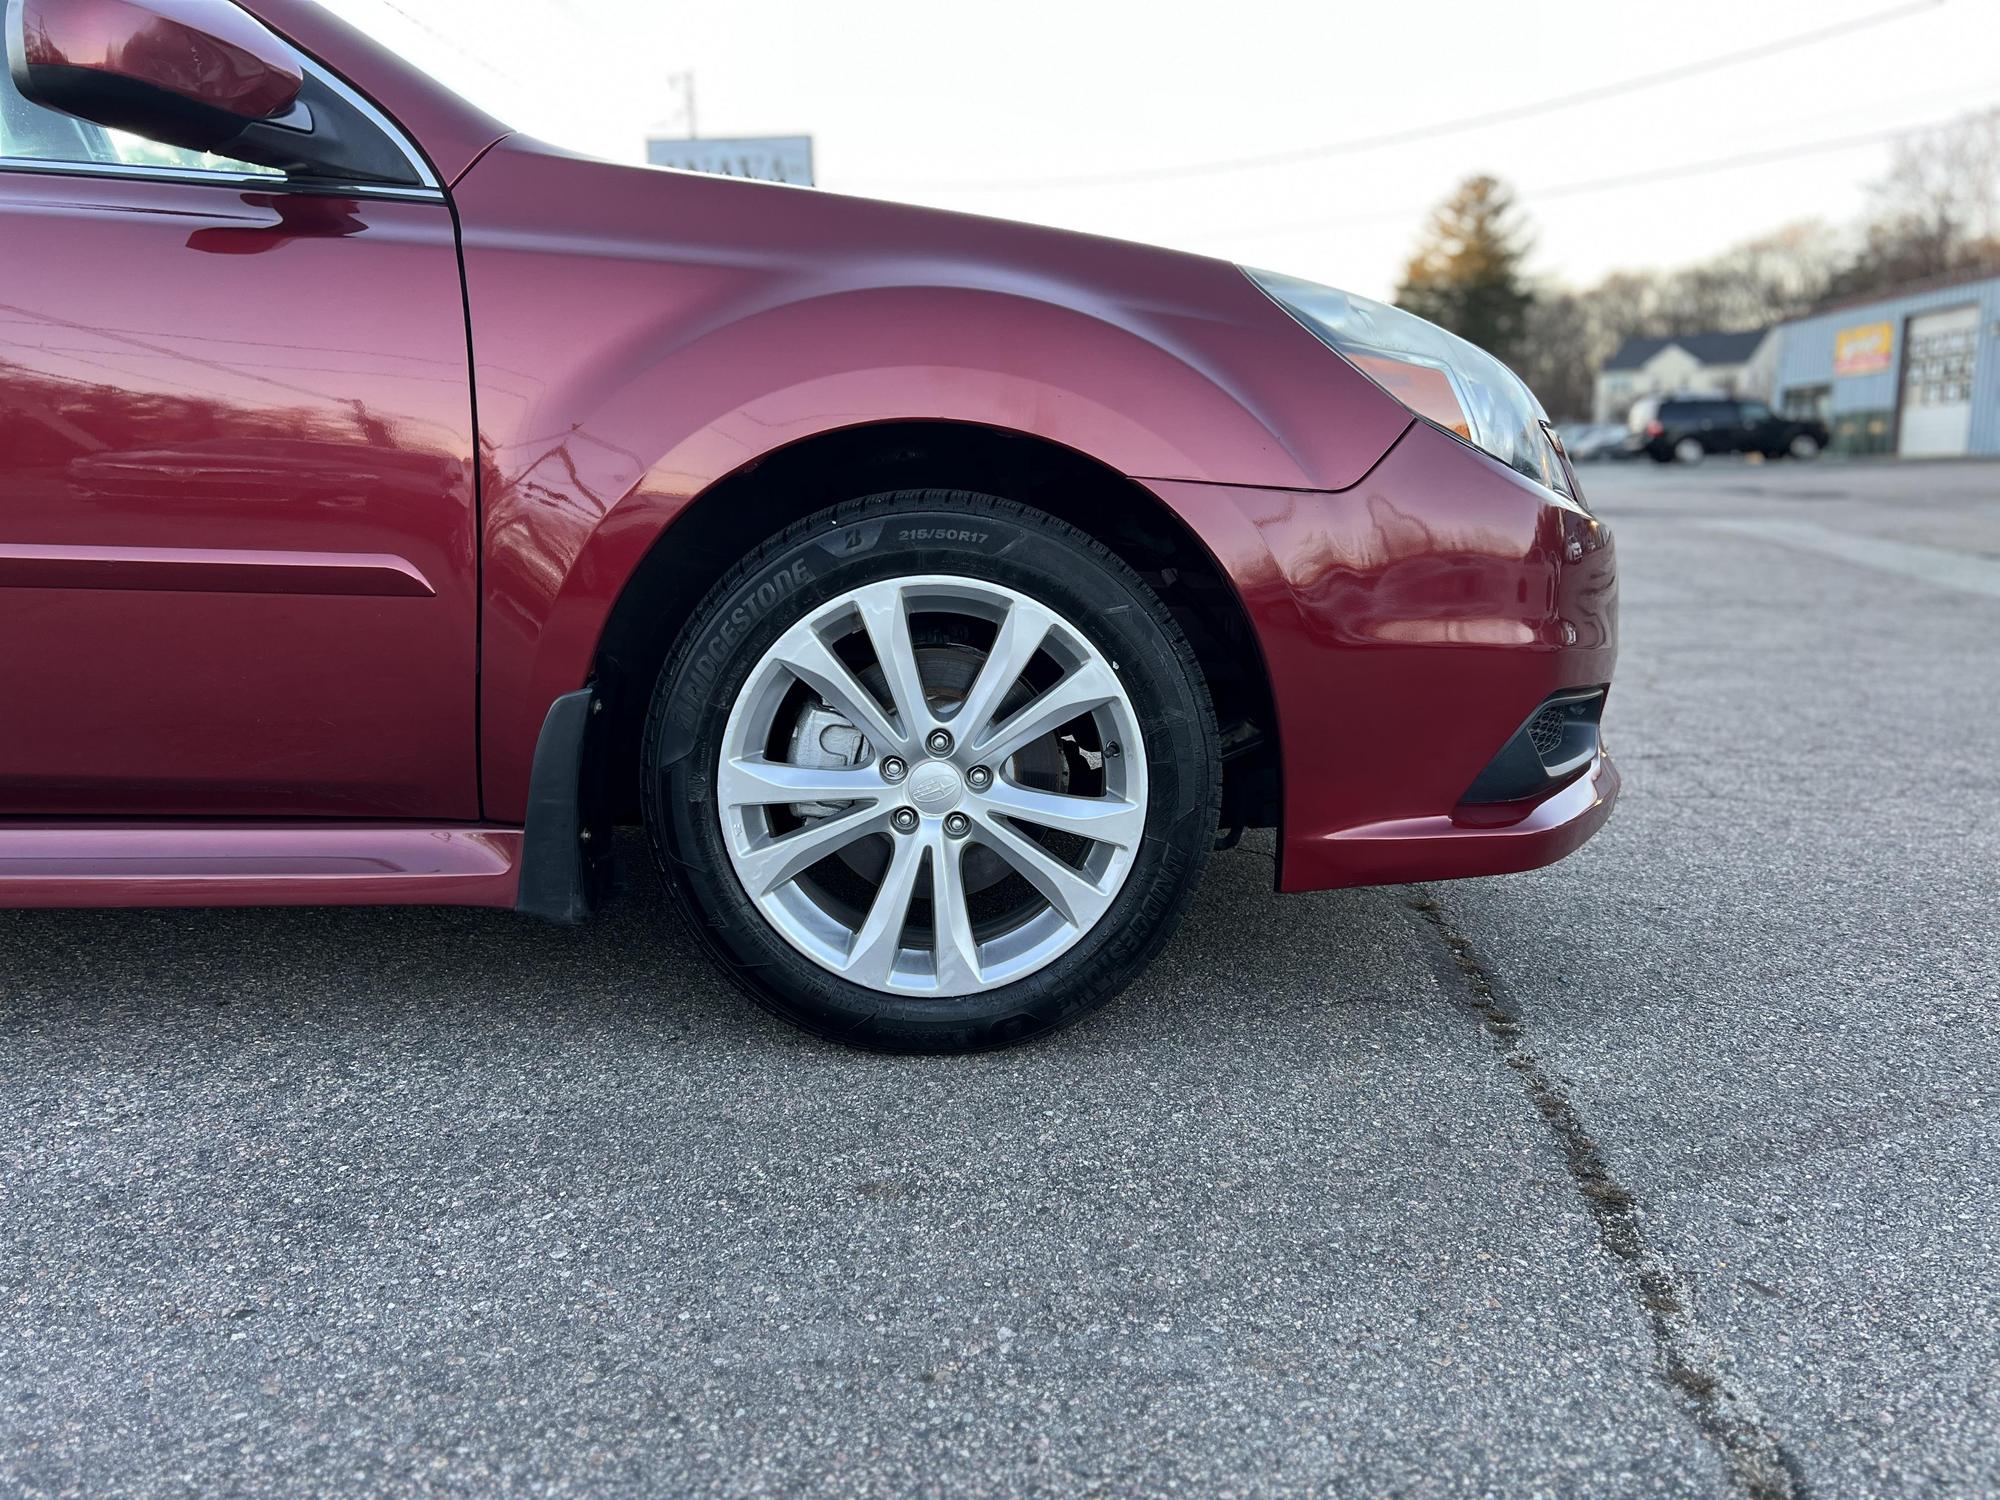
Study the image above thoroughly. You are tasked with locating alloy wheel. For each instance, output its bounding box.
[715,575,1148,997]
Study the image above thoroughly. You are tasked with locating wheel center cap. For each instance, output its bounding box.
[906,761,964,814]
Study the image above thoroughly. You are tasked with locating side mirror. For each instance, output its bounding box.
[8,0,304,155]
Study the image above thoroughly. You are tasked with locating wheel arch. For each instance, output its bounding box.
[585,419,1282,836]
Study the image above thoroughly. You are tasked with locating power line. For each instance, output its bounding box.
[1537,113,1980,203]
[849,0,1945,193]
[1211,105,1997,246]
[368,0,534,89]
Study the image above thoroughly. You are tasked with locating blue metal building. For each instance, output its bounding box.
[1771,269,2000,458]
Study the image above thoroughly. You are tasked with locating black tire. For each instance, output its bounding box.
[640,490,1221,1053]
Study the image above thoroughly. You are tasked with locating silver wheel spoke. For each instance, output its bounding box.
[970,811,1114,929]
[855,582,932,741]
[978,778,1145,850]
[718,755,884,809]
[734,804,890,898]
[974,659,1122,764]
[772,624,908,756]
[953,597,1052,745]
[929,832,984,991]
[841,830,925,988]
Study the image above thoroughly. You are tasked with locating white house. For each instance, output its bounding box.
[1593,328,1776,424]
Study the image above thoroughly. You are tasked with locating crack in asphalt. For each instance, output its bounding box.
[1407,891,1809,1500]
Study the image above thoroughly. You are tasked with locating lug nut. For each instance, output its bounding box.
[925,728,954,756]
[891,807,919,834]
[943,812,971,839]
[881,756,907,783]
[966,764,992,791]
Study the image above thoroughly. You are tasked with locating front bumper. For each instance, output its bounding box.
[1143,419,1618,892]
[1293,748,1618,888]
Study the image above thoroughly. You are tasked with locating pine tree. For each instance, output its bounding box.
[1395,175,1535,366]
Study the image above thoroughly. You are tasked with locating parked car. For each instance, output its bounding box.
[0,0,1618,1051]
[1556,422,1633,462]
[1628,395,1827,464]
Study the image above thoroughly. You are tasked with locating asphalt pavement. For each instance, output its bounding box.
[3,455,1995,1498]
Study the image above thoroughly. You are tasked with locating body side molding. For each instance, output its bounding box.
[0,543,435,597]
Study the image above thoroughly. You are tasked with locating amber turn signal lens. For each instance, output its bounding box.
[1349,353,1472,441]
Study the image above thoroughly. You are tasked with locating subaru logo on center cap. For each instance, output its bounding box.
[906,762,963,812]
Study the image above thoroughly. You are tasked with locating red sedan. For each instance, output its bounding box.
[0,0,1617,1050]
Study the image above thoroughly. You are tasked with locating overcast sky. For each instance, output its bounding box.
[321,0,1996,300]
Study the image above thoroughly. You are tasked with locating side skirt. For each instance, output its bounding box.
[0,825,524,909]
[0,690,610,917]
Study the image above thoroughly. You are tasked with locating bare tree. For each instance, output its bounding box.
[1515,287,1596,421]
[1653,222,1841,331]
[1582,270,1669,344]
[1828,109,2000,298]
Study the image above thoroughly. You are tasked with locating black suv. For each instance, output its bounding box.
[1631,396,1828,464]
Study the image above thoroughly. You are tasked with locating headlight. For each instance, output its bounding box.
[1244,267,1575,501]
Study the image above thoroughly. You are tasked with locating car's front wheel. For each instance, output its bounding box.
[642,492,1220,1053]
[1788,433,1821,460]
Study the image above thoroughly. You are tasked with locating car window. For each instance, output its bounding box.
[1673,399,1732,423]
[0,55,279,177]
[1739,402,1772,424]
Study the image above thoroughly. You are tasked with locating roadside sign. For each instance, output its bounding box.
[1833,321,1894,377]
[645,135,814,185]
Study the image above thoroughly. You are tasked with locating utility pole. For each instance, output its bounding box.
[672,71,697,138]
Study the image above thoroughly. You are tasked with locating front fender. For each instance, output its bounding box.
[454,141,1408,818]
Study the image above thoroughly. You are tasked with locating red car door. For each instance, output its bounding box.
[0,62,478,818]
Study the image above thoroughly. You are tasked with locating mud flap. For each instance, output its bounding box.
[515,687,610,923]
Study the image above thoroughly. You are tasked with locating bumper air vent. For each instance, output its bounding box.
[1461,688,1606,806]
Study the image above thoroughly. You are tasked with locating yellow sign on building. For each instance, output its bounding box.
[1834,321,1894,377]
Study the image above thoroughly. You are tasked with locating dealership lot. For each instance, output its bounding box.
[2,458,1995,1498]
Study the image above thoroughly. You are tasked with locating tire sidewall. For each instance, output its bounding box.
[643,493,1217,1051]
